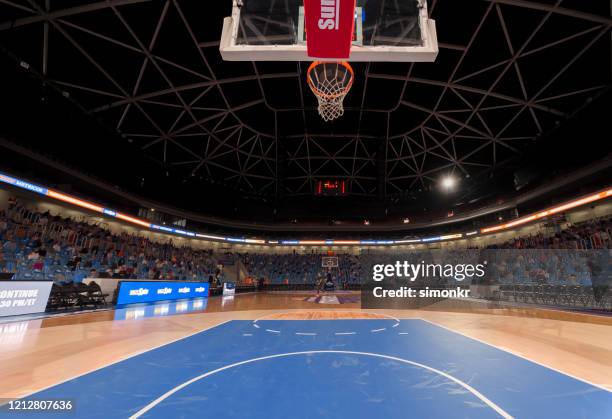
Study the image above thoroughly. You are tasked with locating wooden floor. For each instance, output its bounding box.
[1,291,612,399]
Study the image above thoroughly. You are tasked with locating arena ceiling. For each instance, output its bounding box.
[0,0,611,200]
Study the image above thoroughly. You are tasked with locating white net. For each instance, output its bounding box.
[307,62,354,122]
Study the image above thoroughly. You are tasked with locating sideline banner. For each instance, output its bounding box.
[0,280,52,317]
[116,281,209,305]
[223,282,236,296]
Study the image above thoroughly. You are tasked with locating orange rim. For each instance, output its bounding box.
[307,61,354,100]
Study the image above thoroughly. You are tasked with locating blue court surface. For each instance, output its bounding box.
[5,319,612,418]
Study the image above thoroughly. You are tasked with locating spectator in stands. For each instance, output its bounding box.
[587,252,612,302]
[0,196,610,293]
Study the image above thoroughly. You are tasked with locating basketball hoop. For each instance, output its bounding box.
[307,61,354,122]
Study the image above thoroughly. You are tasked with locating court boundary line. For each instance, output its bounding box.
[419,318,612,393]
[129,350,513,419]
[5,319,233,401]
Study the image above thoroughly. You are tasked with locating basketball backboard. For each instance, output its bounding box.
[220,0,438,62]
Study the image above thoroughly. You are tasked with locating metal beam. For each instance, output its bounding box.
[0,0,153,31]
[483,0,612,25]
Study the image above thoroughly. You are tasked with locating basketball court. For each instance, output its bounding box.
[2,292,612,418]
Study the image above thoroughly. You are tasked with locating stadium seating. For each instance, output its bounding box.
[0,202,218,283]
[1,198,610,309]
[240,252,362,285]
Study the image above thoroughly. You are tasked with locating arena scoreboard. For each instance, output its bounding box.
[315,179,348,196]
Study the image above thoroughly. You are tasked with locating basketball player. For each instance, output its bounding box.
[316,274,326,295]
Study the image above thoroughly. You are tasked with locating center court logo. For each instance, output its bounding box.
[318,0,340,30]
[129,288,149,297]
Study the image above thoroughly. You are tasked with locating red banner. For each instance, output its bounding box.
[304,0,356,59]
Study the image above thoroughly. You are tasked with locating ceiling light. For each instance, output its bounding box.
[441,176,456,190]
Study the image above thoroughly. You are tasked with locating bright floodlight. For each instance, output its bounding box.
[441,176,456,190]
